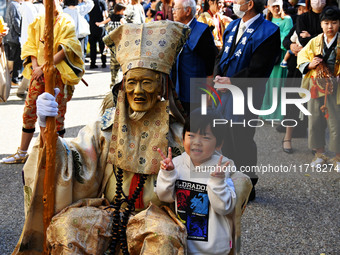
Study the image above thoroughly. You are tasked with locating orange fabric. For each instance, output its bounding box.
[310,77,326,97]
[23,72,73,131]
[310,84,319,99]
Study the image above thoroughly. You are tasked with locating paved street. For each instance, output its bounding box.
[0,61,339,255]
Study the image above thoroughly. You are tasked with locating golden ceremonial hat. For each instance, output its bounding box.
[103,20,190,75]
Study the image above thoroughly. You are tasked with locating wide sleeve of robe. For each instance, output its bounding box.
[12,109,174,254]
[12,120,112,254]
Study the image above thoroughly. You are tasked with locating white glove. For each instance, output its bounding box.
[36,88,60,127]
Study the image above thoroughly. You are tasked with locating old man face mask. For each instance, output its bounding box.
[125,68,161,112]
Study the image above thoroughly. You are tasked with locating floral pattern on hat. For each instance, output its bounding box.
[103,21,190,75]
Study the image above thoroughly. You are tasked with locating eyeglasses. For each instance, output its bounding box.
[172,7,186,12]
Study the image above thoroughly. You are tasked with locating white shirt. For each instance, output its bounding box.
[156,152,236,255]
[236,13,261,43]
[186,17,195,26]
[63,0,94,38]
[239,13,261,32]
[19,2,37,46]
[125,4,145,24]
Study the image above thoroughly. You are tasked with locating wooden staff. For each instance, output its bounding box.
[42,0,58,253]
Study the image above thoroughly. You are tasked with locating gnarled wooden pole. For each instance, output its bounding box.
[42,0,57,253]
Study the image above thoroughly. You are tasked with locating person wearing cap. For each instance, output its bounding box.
[12,21,191,254]
[297,6,340,171]
[213,0,281,201]
[285,0,307,23]
[172,0,218,114]
[296,0,308,15]
[260,0,293,121]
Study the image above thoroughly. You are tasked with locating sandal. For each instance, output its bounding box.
[310,153,328,168]
[282,139,293,154]
[0,148,28,164]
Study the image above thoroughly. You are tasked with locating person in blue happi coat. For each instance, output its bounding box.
[173,0,218,115]
[213,0,281,200]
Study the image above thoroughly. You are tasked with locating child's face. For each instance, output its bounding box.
[156,15,162,20]
[183,125,217,166]
[321,19,340,39]
[297,5,307,15]
[270,5,281,16]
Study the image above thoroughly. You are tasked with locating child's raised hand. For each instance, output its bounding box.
[157,147,174,171]
[211,155,230,179]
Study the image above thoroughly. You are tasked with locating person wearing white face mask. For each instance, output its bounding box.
[232,0,250,18]
[213,0,281,201]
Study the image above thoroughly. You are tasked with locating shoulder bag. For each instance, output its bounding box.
[0,41,11,102]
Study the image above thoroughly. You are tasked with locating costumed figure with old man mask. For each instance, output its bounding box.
[13,20,190,255]
[13,20,253,255]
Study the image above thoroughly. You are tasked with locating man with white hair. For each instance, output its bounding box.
[173,0,218,114]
